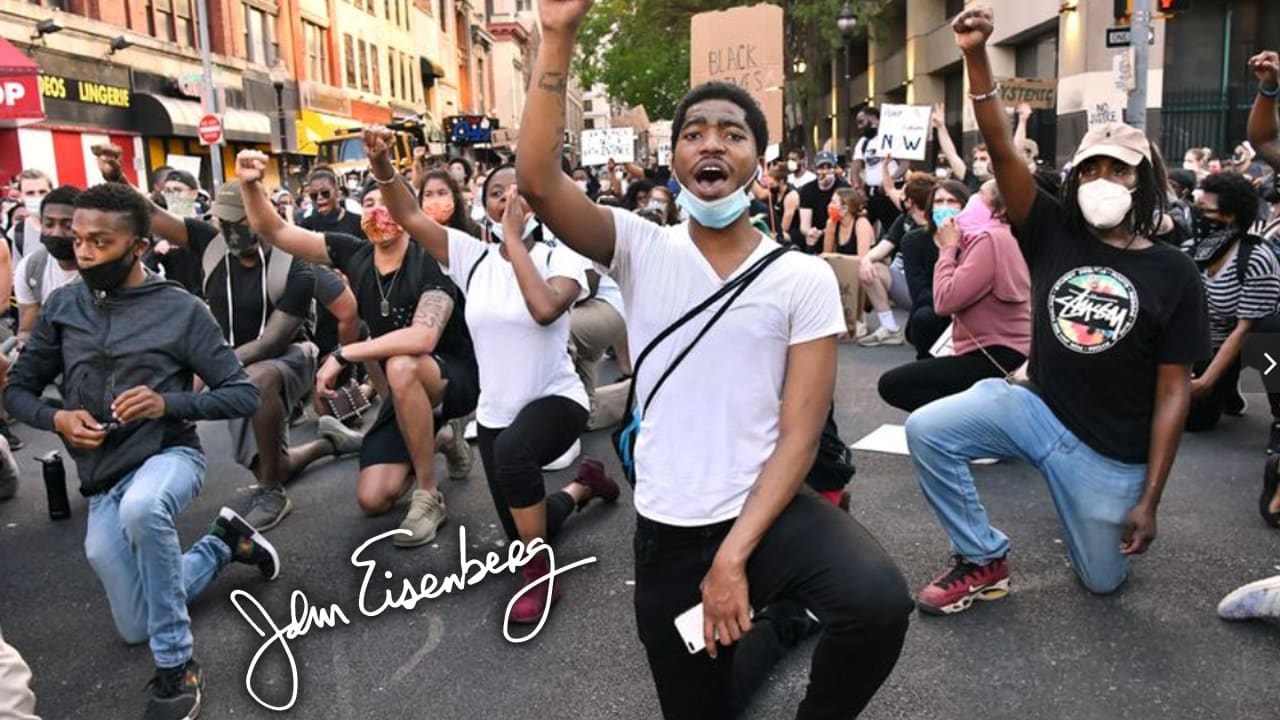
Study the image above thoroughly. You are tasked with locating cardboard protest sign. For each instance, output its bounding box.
[1084,88,1127,129]
[997,77,1058,110]
[690,4,784,144]
[875,104,932,161]
[581,128,636,166]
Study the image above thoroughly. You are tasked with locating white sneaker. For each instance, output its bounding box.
[857,325,905,347]
[855,321,869,339]
[1218,575,1280,621]
[394,489,447,548]
[543,439,581,472]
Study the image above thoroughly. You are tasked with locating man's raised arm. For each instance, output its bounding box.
[516,0,616,266]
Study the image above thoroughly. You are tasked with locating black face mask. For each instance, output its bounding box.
[223,224,261,258]
[1190,208,1237,265]
[861,124,877,139]
[78,242,140,292]
[40,233,76,262]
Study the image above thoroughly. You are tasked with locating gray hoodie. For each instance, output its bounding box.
[5,273,259,496]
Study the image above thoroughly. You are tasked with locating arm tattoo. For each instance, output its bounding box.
[413,290,455,330]
[537,71,569,96]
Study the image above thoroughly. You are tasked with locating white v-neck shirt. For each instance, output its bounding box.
[444,229,590,428]
[604,209,846,526]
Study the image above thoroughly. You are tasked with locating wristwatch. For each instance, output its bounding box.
[333,346,353,366]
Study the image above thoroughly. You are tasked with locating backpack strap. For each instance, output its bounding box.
[201,233,228,298]
[23,245,49,301]
[265,247,294,306]
[1236,234,1261,287]
[465,248,490,294]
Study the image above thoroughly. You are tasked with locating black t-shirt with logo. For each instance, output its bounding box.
[1015,191,1210,464]
[185,218,315,348]
[323,232,475,365]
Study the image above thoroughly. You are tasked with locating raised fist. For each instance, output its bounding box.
[236,150,269,184]
[538,0,594,34]
[953,7,993,54]
[363,126,395,162]
[1250,51,1280,89]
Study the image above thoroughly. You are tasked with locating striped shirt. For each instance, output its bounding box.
[1183,239,1280,346]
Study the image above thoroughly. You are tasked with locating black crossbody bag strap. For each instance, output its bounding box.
[623,245,790,418]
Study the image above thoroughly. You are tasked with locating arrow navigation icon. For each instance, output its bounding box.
[1266,353,1277,376]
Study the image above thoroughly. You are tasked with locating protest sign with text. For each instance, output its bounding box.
[876,104,932,161]
[581,128,636,166]
[690,4,784,144]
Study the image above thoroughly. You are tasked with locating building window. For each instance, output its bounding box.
[584,118,595,130]
[517,0,532,12]
[345,34,358,89]
[583,98,593,113]
[305,21,330,84]
[173,0,194,45]
[370,44,382,96]
[244,6,277,65]
[439,0,447,30]
[146,0,175,42]
[389,50,399,99]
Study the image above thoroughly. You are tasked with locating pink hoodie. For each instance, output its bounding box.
[932,195,1032,357]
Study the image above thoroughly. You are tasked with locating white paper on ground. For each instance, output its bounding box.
[850,424,910,456]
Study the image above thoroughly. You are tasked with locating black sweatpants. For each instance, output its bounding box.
[633,491,912,720]
[878,346,1027,412]
[477,395,589,541]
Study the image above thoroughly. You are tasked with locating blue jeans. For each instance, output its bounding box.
[83,446,230,668]
[905,379,1147,594]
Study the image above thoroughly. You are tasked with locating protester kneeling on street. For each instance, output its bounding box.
[3,183,279,719]
[905,7,1207,616]
[236,149,481,548]
[516,4,913,717]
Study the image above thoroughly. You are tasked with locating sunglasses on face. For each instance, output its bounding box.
[309,189,333,201]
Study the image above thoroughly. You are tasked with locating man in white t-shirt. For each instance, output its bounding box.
[14,185,82,341]
[786,149,817,189]
[851,106,904,230]
[517,5,912,717]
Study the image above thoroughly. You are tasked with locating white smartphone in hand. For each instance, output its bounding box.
[674,603,708,655]
[673,603,755,655]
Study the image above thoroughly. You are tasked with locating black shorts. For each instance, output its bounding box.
[358,352,479,469]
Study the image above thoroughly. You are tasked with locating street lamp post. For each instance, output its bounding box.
[269,58,289,189]
[836,2,857,156]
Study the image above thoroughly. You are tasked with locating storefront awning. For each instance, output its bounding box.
[131,94,271,144]
[296,109,359,156]
[0,39,44,127]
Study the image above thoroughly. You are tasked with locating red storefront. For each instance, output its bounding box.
[0,46,141,187]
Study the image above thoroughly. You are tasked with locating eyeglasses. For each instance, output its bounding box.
[309,189,332,201]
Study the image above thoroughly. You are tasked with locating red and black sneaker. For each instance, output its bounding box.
[916,555,1010,616]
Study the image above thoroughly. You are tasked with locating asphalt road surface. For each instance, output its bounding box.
[1,341,1277,719]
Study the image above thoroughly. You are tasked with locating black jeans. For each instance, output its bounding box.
[633,491,912,720]
[878,346,1027,412]
[905,305,950,361]
[477,395,588,541]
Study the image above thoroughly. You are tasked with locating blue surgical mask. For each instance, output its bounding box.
[675,170,757,229]
[490,215,539,242]
[932,207,961,228]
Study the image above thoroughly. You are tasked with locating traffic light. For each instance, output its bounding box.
[1158,0,1192,12]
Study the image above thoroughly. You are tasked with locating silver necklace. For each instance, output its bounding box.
[376,263,403,318]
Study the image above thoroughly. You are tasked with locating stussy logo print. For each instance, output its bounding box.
[1048,266,1138,354]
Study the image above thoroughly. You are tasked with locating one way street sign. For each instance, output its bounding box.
[1106,26,1156,48]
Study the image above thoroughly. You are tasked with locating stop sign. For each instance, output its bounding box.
[197,113,223,145]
